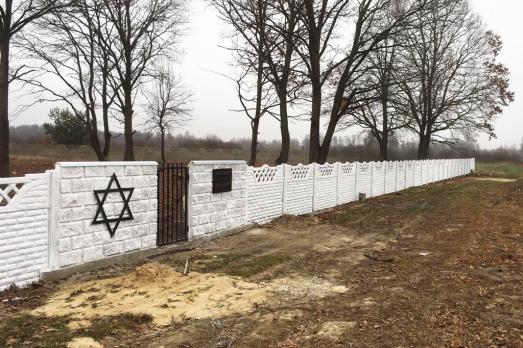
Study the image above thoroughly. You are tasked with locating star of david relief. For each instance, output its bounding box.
[92,173,134,238]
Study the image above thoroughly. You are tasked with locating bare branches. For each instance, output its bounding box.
[143,63,192,162]
[210,0,278,166]
[18,0,115,160]
[1,0,71,176]
[394,0,513,158]
[94,0,188,160]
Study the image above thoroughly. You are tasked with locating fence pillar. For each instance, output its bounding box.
[282,164,288,215]
[383,161,387,194]
[370,162,374,197]
[335,162,341,206]
[311,163,317,213]
[47,169,60,271]
[354,162,359,200]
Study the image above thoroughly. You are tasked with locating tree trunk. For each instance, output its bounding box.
[123,112,134,161]
[249,118,259,166]
[417,134,431,159]
[317,117,338,164]
[102,115,111,160]
[309,81,321,163]
[275,93,290,165]
[123,86,135,160]
[89,133,105,161]
[160,129,166,163]
[101,65,111,160]
[380,87,390,162]
[0,34,10,177]
[379,136,388,161]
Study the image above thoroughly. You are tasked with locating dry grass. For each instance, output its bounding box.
[9,155,54,177]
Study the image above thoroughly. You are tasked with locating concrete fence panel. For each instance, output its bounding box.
[0,173,50,290]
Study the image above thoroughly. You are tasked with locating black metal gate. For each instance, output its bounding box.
[157,163,188,246]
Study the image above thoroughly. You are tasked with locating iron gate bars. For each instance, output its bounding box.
[157,163,188,246]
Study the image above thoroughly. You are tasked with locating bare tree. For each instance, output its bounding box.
[143,64,192,163]
[95,0,187,161]
[295,0,420,164]
[20,0,115,160]
[264,0,304,164]
[340,1,409,161]
[0,0,67,176]
[396,0,514,159]
[211,0,278,166]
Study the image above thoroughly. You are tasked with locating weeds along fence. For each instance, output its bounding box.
[244,159,475,224]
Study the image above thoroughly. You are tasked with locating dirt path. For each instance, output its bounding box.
[1,171,522,347]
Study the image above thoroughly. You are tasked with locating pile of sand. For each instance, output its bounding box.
[34,262,348,327]
[133,262,178,280]
[34,262,267,326]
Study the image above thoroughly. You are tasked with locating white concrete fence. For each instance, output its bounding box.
[189,159,475,235]
[0,158,474,290]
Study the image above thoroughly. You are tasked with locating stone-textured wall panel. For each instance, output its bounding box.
[55,162,158,268]
[189,161,247,238]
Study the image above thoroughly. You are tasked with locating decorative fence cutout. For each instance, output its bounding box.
[0,183,24,206]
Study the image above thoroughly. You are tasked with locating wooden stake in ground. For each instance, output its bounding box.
[183,259,189,276]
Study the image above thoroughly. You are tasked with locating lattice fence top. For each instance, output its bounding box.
[252,166,279,183]
[318,164,335,177]
[340,163,355,174]
[359,163,371,173]
[290,165,310,180]
[0,181,26,207]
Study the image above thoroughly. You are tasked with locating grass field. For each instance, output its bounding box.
[8,142,435,173]
[476,161,523,178]
[0,162,522,347]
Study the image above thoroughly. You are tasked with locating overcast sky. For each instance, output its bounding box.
[10,0,523,149]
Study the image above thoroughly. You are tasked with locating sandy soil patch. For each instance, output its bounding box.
[315,321,357,340]
[33,263,347,327]
[472,177,517,183]
[34,263,267,326]
[269,275,348,298]
[66,337,103,348]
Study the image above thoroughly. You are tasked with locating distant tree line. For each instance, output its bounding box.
[9,124,523,164]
